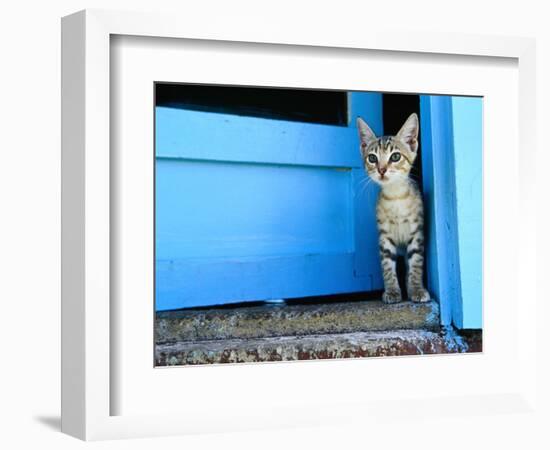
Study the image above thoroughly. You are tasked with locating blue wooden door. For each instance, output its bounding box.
[155,91,384,310]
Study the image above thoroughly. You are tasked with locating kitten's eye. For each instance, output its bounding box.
[390,152,401,162]
[367,154,378,164]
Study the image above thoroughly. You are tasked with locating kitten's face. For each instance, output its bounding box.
[357,113,419,186]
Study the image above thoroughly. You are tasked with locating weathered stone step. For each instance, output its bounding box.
[155,327,475,366]
[156,300,439,343]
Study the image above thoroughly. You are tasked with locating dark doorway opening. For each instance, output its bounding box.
[155,83,348,126]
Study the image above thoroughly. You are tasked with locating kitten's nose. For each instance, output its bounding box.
[378,167,387,176]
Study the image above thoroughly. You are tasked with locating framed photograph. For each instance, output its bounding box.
[152,83,483,367]
[62,9,538,441]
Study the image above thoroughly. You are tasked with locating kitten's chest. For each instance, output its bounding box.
[378,197,414,245]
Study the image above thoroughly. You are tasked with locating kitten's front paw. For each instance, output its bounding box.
[409,287,430,303]
[382,288,402,304]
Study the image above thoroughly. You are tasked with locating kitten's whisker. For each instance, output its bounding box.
[357,176,374,198]
[357,177,370,190]
[356,177,369,192]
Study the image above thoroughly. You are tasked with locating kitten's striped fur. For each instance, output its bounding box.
[357,113,430,304]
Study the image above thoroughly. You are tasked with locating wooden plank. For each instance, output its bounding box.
[156,253,374,310]
[348,91,383,135]
[348,92,384,282]
[420,95,463,327]
[351,168,383,286]
[451,97,483,329]
[156,159,354,260]
[420,97,441,316]
[156,106,361,168]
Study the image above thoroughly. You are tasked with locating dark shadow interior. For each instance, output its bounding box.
[155,83,348,126]
[382,93,423,296]
[383,93,423,187]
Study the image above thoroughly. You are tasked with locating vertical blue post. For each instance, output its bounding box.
[348,92,383,135]
[451,97,483,329]
[420,96,462,327]
[419,97,441,314]
[349,92,384,285]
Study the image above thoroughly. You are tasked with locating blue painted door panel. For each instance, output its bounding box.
[156,94,384,310]
[156,159,354,260]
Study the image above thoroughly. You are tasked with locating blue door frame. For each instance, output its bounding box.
[420,95,482,329]
[155,90,483,331]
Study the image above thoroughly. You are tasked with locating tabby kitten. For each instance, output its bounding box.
[356,113,430,304]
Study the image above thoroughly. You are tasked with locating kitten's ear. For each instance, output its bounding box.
[356,117,377,155]
[396,113,419,152]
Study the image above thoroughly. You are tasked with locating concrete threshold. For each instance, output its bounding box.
[155,327,475,366]
[156,299,440,343]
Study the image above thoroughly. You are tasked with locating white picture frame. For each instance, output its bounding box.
[61,9,539,441]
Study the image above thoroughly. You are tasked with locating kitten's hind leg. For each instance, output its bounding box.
[379,235,402,303]
[406,231,430,303]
